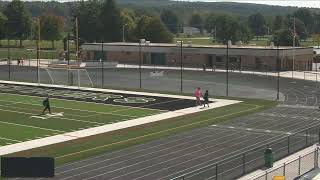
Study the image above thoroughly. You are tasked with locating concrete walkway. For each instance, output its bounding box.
[0,80,240,156]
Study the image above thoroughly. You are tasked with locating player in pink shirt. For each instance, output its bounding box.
[194,87,202,106]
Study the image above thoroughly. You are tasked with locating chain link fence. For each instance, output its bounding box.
[171,125,320,180]
[251,147,319,180]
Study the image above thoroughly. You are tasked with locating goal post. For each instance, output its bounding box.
[39,62,94,88]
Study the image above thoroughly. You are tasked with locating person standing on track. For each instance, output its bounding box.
[194,87,202,106]
[42,95,52,114]
[203,90,209,108]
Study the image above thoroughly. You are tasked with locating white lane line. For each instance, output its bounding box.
[56,129,235,176]
[83,134,267,180]
[62,132,254,180]
[55,104,258,160]
[134,112,320,179]
[55,127,220,171]
[56,131,237,178]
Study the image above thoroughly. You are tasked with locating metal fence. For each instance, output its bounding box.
[0,43,318,100]
[170,125,320,180]
[251,147,319,180]
[0,58,284,100]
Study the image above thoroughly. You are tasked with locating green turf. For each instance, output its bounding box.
[0,92,161,146]
[7,96,277,166]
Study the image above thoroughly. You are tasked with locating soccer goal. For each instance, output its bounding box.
[39,62,94,88]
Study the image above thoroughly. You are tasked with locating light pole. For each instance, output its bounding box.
[292,17,296,78]
[177,40,183,92]
[37,18,40,85]
[101,41,104,88]
[67,33,72,86]
[139,39,145,89]
[122,24,128,42]
[277,42,280,101]
[226,40,230,97]
[7,39,10,81]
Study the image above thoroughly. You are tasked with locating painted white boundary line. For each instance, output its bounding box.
[0,80,241,156]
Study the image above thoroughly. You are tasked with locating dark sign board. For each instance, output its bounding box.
[1,157,54,178]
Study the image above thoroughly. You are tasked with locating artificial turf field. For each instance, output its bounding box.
[0,92,161,147]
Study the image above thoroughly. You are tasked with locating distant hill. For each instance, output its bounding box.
[0,0,319,22]
[116,0,319,16]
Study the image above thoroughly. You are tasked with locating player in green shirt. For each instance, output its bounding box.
[203,90,209,108]
[42,95,51,114]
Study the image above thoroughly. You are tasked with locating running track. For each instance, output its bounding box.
[18,76,320,180]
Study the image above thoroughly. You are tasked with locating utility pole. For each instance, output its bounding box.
[180,41,183,92]
[7,39,10,81]
[226,40,229,97]
[277,43,280,100]
[101,42,104,88]
[214,26,217,42]
[75,16,79,64]
[292,17,296,78]
[37,18,41,85]
[122,24,127,42]
[139,39,142,89]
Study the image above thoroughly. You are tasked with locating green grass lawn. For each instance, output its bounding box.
[6,94,277,166]
[0,39,77,60]
[0,93,161,146]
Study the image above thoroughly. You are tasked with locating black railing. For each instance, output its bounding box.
[171,125,320,180]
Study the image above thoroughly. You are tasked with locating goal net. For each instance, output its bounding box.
[39,62,94,88]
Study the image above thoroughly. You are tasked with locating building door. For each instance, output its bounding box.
[207,55,213,67]
[143,53,148,64]
[151,53,166,65]
[255,57,262,70]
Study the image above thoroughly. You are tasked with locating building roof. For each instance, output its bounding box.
[83,42,312,50]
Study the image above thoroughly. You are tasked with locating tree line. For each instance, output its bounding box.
[0,0,64,48]
[0,0,320,47]
[159,8,320,46]
[75,0,173,43]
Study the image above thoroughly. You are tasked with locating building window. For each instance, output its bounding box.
[230,57,237,63]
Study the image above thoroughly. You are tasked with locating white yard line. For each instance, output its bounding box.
[0,89,166,113]
[0,137,22,143]
[0,100,241,156]
[0,115,65,133]
[0,98,140,119]
[0,106,104,125]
